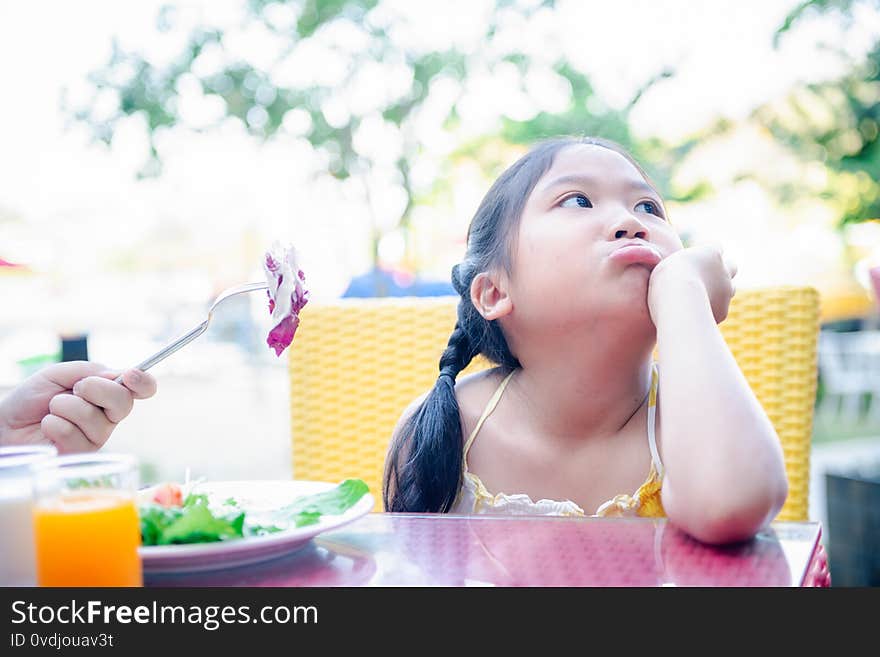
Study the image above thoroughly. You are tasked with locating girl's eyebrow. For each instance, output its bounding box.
[539,174,658,197]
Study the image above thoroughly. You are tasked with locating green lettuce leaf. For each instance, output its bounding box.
[139,478,369,545]
[277,479,370,519]
[158,503,245,545]
[139,494,245,546]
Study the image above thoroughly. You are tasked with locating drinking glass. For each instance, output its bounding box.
[32,453,142,586]
[0,445,58,586]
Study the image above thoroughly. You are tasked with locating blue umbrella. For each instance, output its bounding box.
[342,267,455,298]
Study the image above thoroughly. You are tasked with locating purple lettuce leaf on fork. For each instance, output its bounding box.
[263,242,309,356]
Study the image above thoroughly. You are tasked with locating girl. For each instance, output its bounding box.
[383,136,788,545]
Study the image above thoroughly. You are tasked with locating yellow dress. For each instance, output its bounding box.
[450,363,665,518]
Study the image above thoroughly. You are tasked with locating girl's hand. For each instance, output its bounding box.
[0,361,157,453]
[647,244,737,325]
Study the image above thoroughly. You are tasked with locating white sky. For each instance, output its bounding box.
[0,0,877,311]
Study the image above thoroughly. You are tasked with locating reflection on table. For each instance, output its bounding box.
[145,514,827,587]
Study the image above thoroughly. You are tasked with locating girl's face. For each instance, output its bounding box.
[505,144,683,331]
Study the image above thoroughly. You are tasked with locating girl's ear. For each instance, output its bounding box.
[470,271,513,321]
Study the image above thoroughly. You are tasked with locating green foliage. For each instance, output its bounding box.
[763,0,880,226]
[66,0,880,265]
[773,0,868,47]
[496,63,696,203]
[67,0,700,268]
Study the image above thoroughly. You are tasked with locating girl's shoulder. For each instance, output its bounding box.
[454,365,509,398]
[392,366,508,433]
[454,366,512,437]
[388,366,509,463]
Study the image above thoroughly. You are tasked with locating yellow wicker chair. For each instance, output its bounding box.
[288,286,820,521]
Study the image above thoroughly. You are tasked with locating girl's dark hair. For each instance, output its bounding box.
[383,136,655,512]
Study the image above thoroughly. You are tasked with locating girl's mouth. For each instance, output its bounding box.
[608,243,662,269]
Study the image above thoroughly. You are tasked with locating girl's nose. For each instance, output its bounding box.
[610,213,649,241]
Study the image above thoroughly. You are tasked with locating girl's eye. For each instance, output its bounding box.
[635,200,664,218]
[560,194,592,209]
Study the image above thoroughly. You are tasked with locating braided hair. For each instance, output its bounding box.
[383,136,653,512]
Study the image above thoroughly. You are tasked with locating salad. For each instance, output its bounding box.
[263,242,309,356]
[139,478,369,546]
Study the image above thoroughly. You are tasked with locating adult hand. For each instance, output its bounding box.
[0,361,157,453]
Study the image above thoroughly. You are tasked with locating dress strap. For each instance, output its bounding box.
[463,369,517,462]
[647,362,664,477]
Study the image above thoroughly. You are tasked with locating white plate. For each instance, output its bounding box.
[138,480,374,574]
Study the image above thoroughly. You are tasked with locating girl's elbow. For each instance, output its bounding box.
[772,475,789,517]
[669,482,788,546]
[673,508,764,545]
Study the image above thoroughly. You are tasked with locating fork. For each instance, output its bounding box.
[114,281,269,384]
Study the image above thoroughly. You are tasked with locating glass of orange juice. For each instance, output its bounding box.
[32,453,142,587]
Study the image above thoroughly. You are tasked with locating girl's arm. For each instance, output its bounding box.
[648,246,789,544]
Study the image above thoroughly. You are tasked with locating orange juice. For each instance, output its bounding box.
[34,491,142,587]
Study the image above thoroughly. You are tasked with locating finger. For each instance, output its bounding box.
[700,241,724,257]
[72,376,134,424]
[118,369,158,400]
[724,256,738,279]
[40,414,97,454]
[48,393,115,449]
[41,361,111,392]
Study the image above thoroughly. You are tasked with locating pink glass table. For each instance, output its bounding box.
[144,514,830,587]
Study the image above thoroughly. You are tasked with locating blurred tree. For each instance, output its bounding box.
[497,64,703,204]
[68,0,701,273]
[755,0,880,226]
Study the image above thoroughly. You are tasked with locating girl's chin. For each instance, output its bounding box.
[602,284,654,320]
[608,267,653,296]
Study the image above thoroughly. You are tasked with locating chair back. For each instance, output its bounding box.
[288,287,819,521]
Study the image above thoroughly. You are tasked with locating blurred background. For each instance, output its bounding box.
[2,0,879,582]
